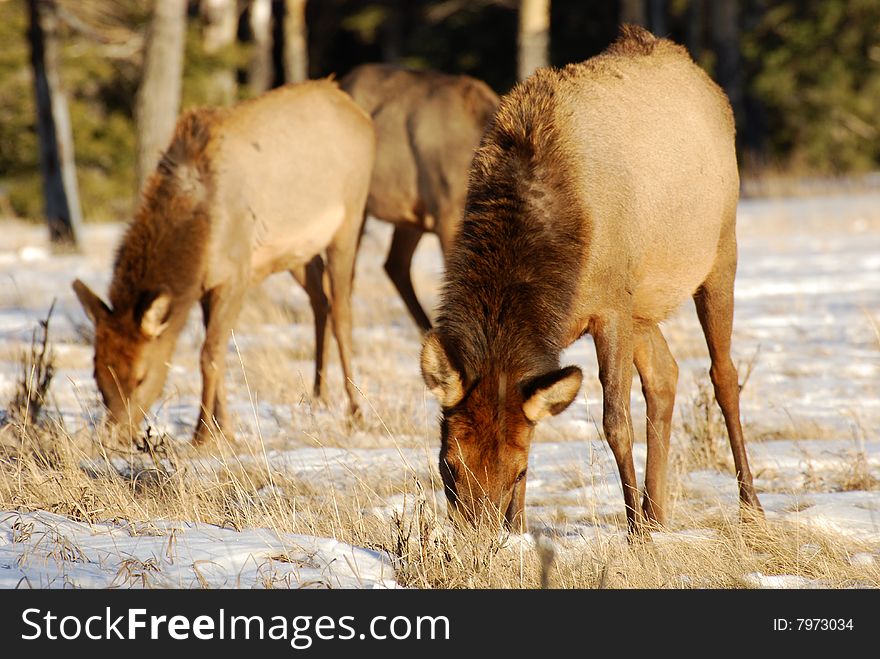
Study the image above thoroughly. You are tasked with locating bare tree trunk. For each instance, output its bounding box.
[517,0,549,81]
[649,0,666,35]
[687,0,703,60]
[248,0,273,94]
[710,0,742,129]
[620,0,646,26]
[136,0,187,193]
[283,0,307,83]
[28,0,82,250]
[200,0,238,105]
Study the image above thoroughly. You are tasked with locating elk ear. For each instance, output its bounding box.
[420,330,464,408]
[522,366,583,422]
[72,279,110,325]
[135,289,172,339]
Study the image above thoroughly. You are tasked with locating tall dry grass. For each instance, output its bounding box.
[3,416,878,588]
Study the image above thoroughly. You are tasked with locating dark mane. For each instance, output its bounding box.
[608,23,660,56]
[109,108,221,313]
[606,23,691,60]
[436,67,587,381]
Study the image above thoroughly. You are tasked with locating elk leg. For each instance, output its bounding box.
[199,293,228,434]
[290,255,330,402]
[633,324,678,527]
[593,313,644,537]
[693,233,763,515]
[326,215,362,418]
[195,284,244,445]
[385,225,431,332]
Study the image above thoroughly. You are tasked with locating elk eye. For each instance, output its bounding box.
[515,469,527,484]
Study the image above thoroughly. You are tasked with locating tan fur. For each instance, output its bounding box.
[341,64,499,331]
[74,81,375,445]
[423,26,762,536]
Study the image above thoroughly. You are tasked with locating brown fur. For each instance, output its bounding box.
[110,109,218,318]
[74,81,375,445]
[422,26,762,536]
[437,65,587,382]
[340,64,499,332]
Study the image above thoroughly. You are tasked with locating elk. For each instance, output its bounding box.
[421,26,763,537]
[73,80,374,445]
[340,64,499,332]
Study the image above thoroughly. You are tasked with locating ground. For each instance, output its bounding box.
[0,191,878,588]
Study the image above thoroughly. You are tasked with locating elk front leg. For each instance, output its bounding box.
[593,312,644,538]
[326,213,362,418]
[195,284,244,445]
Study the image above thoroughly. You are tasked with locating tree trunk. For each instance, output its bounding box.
[135,0,187,193]
[649,0,666,35]
[248,0,273,94]
[517,0,549,81]
[200,0,238,105]
[710,0,742,131]
[28,0,82,250]
[620,0,646,26]
[283,0,307,83]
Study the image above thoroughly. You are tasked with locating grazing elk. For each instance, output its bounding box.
[73,80,374,445]
[421,26,763,537]
[340,64,499,332]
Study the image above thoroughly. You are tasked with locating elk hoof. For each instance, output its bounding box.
[626,519,655,545]
[192,423,217,447]
[345,404,365,429]
[740,497,766,525]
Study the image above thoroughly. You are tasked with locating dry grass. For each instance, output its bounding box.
[6,302,56,426]
[678,375,732,473]
[822,432,880,493]
[548,527,872,589]
[677,349,760,474]
[2,405,878,589]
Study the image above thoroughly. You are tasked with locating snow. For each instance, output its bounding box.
[1,190,879,588]
[742,572,823,589]
[0,511,397,589]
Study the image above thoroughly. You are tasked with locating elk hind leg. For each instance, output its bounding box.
[385,224,431,332]
[693,238,763,515]
[291,255,330,401]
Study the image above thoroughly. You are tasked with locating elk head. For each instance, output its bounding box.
[421,330,582,532]
[72,279,176,437]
